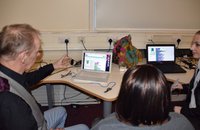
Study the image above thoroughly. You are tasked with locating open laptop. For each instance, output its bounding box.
[73,51,112,83]
[146,44,186,73]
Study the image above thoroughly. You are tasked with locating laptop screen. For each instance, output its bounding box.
[146,44,175,63]
[81,51,112,73]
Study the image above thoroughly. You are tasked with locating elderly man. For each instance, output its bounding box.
[0,24,88,130]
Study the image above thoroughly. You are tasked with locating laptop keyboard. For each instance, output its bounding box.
[78,71,107,77]
[74,71,109,83]
[153,63,186,73]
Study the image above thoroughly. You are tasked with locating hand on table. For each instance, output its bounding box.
[171,80,183,92]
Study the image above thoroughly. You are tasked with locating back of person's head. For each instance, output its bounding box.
[0,24,40,60]
[116,64,170,126]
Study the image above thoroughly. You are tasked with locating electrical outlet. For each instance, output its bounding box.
[78,36,85,43]
[107,36,117,43]
[107,38,113,45]
[64,39,69,44]
[172,35,182,43]
[106,37,116,50]
[58,36,70,44]
[146,34,153,43]
[107,36,118,48]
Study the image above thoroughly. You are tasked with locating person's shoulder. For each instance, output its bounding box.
[95,113,118,124]
[169,112,187,119]
[91,113,138,130]
[168,112,195,130]
[101,112,118,122]
[169,112,189,122]
[91,113,119,129]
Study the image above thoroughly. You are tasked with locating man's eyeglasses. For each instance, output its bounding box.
[191,41,200,47]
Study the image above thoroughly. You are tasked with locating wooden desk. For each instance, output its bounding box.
[165,69,194,84]
[138,58,195,84]
[38,63,194,117]
[39,64,124,117]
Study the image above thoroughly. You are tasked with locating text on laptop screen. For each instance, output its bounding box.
[82,51,112,72]
[147,45,175,62]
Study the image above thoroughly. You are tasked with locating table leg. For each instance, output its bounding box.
[103,101,112,117]
[46,84,54,109]
[46,84,112,116]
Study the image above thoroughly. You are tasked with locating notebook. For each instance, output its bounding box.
[73,51,112,83]
[146,44,186,73]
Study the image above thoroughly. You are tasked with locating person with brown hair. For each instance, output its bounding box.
[91,64,194,130]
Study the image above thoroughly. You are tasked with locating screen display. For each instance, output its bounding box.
[147,45,175,62]
[82,51,112,72]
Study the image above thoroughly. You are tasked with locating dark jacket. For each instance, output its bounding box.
[0,64,54,130]
[0,91,38,130]
[181,75,200,119]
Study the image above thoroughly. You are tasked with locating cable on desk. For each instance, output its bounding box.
[72,81,116,93]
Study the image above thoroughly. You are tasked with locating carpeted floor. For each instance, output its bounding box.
[41,101,105,129]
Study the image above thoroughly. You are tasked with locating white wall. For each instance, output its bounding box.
[0,0,198,56]
[0,0,198,55]
[0,0,90,31]
[95,0,200,30]
[40,31,195,61]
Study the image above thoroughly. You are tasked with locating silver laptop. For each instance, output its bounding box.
[73,51,112,83]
